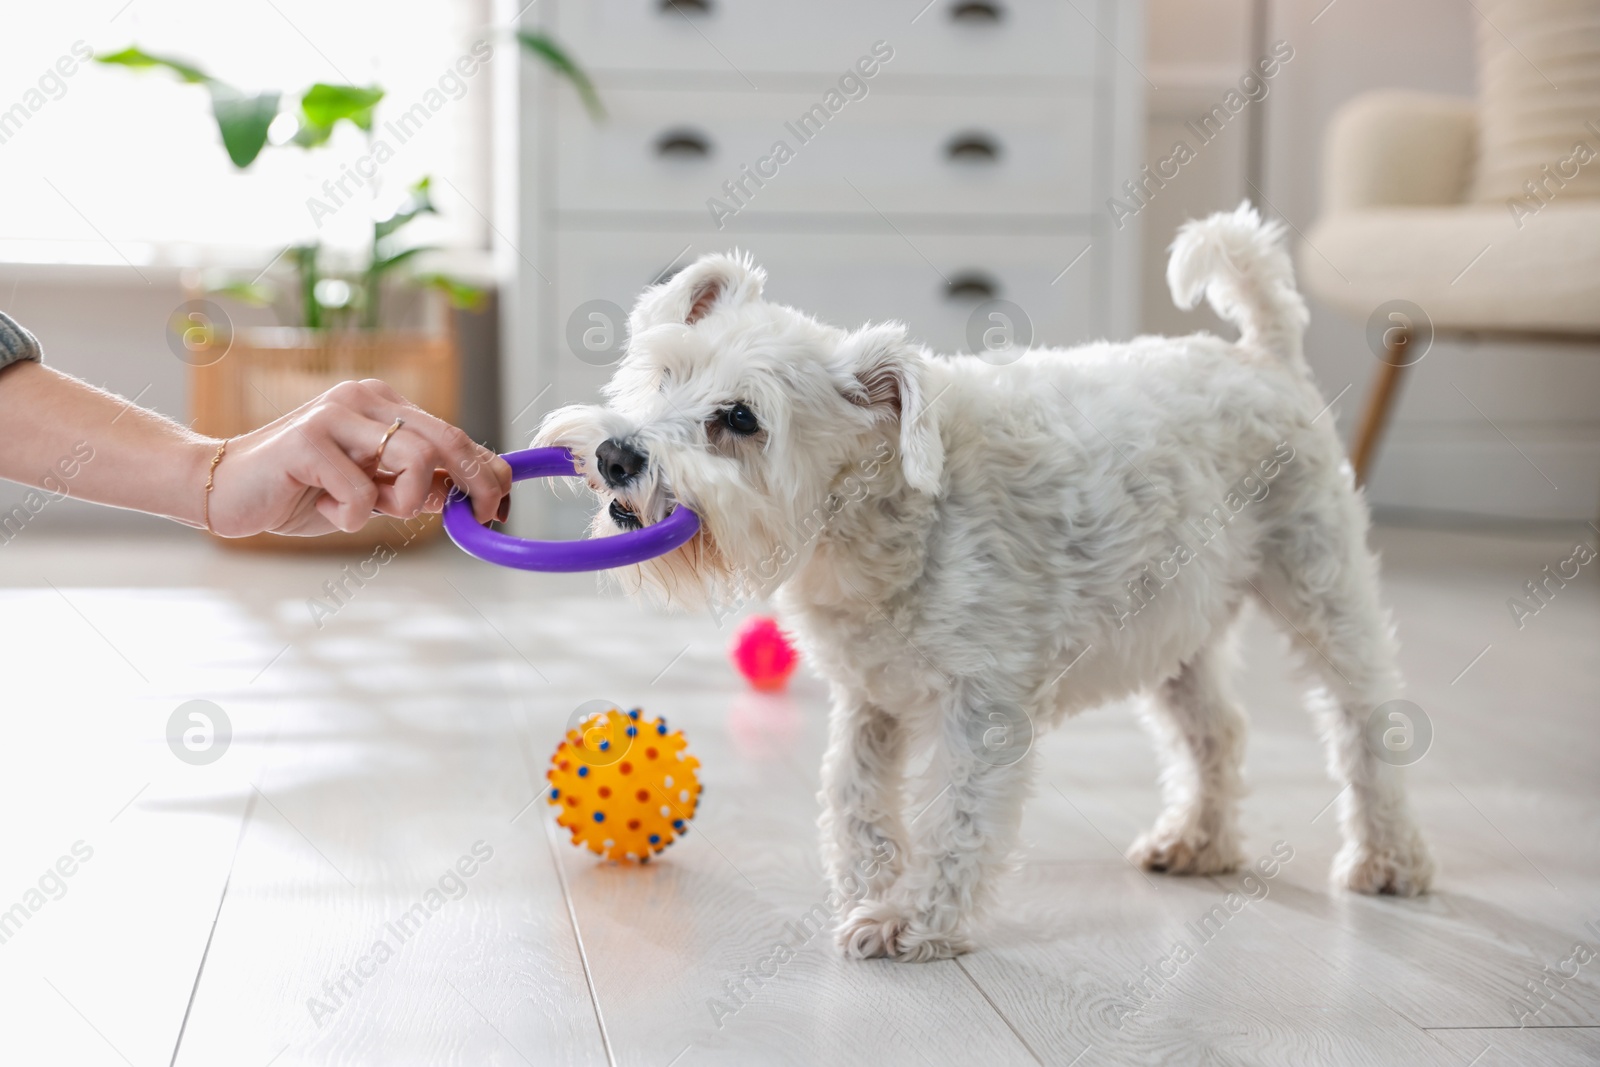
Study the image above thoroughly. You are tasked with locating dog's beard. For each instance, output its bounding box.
[589,473,732,611]
[594,465,823,617]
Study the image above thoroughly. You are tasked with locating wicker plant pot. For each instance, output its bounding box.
[190,327,459,553]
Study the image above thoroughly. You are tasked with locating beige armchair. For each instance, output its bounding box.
[1300,72,1600,483]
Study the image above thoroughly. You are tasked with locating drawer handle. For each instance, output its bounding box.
[655,129,713,159]
[660,0,712,13]
[950,1,1004,23]
[946,133,1000,163]
[946,273,998,302]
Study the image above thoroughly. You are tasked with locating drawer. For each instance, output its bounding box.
[543,230,1096,410]
[548,0,1102,79]
[552,88,1094,217]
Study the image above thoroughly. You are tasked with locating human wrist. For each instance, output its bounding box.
[170,435,224,529]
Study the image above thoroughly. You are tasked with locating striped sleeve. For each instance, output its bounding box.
[0,310,42,370]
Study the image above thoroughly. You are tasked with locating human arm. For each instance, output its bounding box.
[0,358,512,537]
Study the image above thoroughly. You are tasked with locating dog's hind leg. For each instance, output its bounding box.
[820,697,909,953]
[1253,483,1433,896]
[1127,632,1248,876]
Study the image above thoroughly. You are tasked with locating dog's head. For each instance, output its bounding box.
[535,252,944,609]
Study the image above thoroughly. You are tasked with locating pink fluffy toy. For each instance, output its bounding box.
[730,616,799,692]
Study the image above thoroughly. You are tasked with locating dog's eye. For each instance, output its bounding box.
[723,403,760,436]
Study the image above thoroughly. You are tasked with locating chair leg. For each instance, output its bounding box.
[1350,330,1412,487]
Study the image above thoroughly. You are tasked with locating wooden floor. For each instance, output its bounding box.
[0,522,1596,1066]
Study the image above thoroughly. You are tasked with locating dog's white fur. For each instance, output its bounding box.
[537,203,1433,962]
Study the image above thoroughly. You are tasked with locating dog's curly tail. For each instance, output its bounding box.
[1166,200,1310,368]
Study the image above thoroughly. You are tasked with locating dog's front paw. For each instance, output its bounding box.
[837,903,970,962]
[1334,833,1434,896]
[894,921,970,963]
[1127,825,1243,876]
[837,901,906,960]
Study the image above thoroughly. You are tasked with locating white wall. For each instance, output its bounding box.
[1139,0,1254,341]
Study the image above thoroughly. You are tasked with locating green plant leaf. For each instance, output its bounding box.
[370,245,438,277]
[418,273,487,311]
[208,85,281,168]
[96,46,212,84]
[212,282,275,307]
[517,31,603,119]
[300,83,384,135]
[97,46,279,168]
[374,177,437,242]
[289,121,330,148]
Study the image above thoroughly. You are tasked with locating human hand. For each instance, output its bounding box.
[203,379,512,537]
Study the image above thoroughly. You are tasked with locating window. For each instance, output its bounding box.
[0,0,498,269]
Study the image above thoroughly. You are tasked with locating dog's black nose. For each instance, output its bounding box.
[596,437,647,488]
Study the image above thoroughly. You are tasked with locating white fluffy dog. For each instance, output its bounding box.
[537,203,1433,962]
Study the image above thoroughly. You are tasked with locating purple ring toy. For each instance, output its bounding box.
[443,447,700,572]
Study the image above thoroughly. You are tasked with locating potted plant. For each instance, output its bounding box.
[98,34,599,551]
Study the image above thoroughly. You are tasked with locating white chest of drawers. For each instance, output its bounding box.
[503,0,1145,535]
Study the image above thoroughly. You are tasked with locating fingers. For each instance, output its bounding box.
[294,424,380,532]
[356,377,404,404]
[313,491,358,533]
[326,379,511,524]
[370,430,437,518]
[425,471,452,513]
[390,417,508,524]
[314,408,428,518]
[307,400,506,526]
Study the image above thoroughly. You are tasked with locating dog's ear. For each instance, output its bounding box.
[634,251,766,328]
[835,324,944,496]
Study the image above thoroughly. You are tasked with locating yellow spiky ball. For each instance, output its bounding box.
[546,707,701,862]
